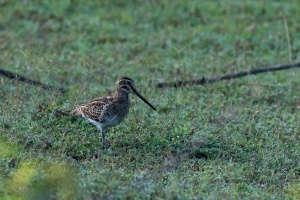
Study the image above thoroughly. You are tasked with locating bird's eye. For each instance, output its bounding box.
[127,81,130,84]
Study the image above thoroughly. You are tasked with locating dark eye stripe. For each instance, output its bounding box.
[119,80,130,85]
[119,80,132,86]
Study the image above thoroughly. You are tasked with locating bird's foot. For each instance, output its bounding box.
[103,141,110,150]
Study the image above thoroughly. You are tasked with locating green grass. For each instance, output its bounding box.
[1,0,300,199]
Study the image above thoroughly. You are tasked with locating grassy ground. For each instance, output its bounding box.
[1,0,300,199]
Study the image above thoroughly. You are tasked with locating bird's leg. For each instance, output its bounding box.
[96,126,109,149]
[101,129,109,149]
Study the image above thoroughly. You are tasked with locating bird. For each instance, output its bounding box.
[72,77,156,149]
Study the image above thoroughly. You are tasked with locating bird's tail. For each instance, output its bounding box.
[54,105,81,117]
[71,105,82,115]
[53,109,72,117]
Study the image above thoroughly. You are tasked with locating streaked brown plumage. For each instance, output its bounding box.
[72,77,156,149]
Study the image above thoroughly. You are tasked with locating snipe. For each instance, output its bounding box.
[72,77,156,149]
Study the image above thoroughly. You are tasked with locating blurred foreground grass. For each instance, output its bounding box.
[1,0,300,199]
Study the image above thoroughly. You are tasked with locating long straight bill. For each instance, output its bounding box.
[131,87,156,111]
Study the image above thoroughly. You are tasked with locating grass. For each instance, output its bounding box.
[1,0,300,199]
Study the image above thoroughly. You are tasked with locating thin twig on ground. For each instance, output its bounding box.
[0,68,67,93]
[157,62,300,88]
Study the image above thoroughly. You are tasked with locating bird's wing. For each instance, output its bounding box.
[75,96,114,123]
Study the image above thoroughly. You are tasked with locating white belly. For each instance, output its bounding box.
[86,114,125,131]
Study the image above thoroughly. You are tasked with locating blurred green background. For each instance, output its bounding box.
[1,0,300,199]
